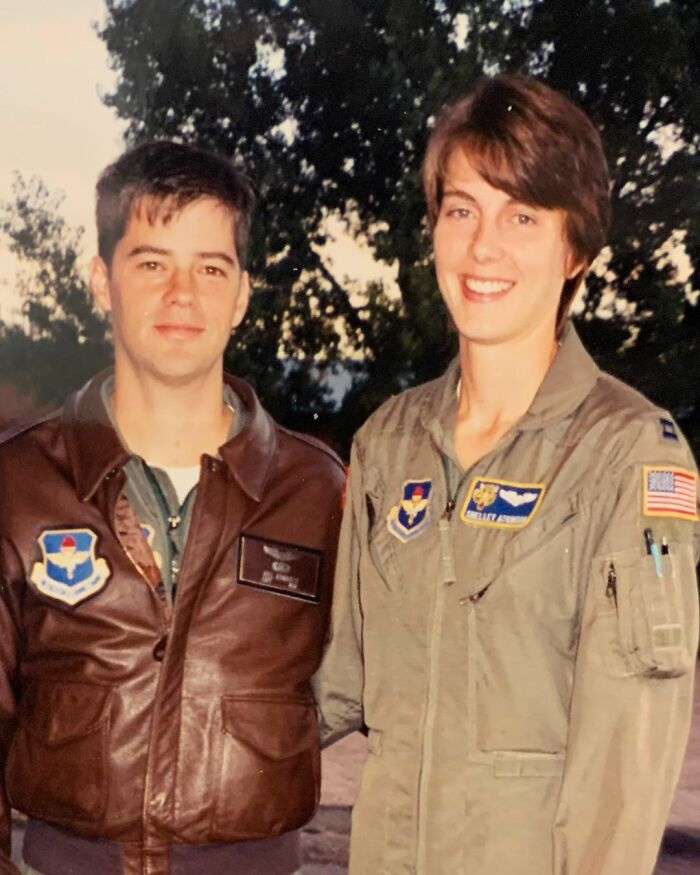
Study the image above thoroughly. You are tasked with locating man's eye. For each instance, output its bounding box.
[203,265,226,277]
[139,260,163,270]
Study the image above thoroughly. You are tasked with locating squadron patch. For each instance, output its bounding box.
[460,477,546,529]
[30,528,111,606]
[386,479,433,543]
[643,466,698,520]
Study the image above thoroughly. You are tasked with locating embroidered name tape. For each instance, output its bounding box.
[30,528,111,606]
[386,479,433,543]
[461,477,546,529]
[643,466,698,520]
[237,535,322,603]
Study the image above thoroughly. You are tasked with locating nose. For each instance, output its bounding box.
[470,217,503,263]
[165,267,195,305]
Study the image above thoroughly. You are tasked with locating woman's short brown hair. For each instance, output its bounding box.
[422,73,611,335]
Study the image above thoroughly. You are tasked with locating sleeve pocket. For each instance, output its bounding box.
[598,542,696,679]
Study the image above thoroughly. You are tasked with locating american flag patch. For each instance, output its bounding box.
[643,466,698,520]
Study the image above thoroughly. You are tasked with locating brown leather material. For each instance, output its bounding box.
[0,371,344,874]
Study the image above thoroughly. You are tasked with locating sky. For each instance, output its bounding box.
[0,0,395,327]
[0,0,127,322]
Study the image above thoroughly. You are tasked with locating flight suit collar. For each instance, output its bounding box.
[63,370,278,503]
[422,322,601,448]
[518,323,600,430]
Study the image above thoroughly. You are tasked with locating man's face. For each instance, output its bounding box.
[433,149,580,348]
[91,196,250,388]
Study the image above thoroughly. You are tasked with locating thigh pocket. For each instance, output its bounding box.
[212,696,319,840]
[598,541,696,679]
[6,681,112,824]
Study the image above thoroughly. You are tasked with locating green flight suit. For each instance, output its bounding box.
[313,325,700,875]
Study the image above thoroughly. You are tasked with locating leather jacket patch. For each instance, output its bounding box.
[237,535,322,603]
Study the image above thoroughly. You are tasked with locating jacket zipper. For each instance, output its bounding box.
[140,460,209,873]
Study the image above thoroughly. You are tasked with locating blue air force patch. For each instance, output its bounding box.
[460,477,545,529]
[30,529,111,606]
[386,479,433,543]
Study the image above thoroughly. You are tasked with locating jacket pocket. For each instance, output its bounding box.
[598,541,695,679]
[6,681,112,823]
[212,695,319,840]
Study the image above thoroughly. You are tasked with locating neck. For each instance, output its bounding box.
[454,327,558,468]
[111,366,231,467]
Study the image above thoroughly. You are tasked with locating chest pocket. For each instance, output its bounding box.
[460,498,586,765]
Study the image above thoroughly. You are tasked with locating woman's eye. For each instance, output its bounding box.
[514,213,536,226]
[447,207,472,219]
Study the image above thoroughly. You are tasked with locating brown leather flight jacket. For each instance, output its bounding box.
[0,373,344,875]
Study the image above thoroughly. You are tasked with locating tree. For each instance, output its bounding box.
[97,0,699,455]
[0,176,112,409]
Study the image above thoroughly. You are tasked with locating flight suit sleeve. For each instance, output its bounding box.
[311,439,366,747]
[553,420,700,875]
[0,540,23,874]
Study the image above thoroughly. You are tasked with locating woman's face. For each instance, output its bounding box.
[433,148,580,349]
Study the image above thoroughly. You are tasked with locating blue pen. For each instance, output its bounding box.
[644,528,663,579]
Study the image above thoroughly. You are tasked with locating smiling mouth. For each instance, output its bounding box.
[154,324,204,338]
[460,276,515,302]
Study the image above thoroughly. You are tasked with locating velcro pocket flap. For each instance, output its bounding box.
[221,696,317,761]
[21,682,111,745]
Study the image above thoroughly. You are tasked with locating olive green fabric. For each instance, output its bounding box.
[313,325,700,875]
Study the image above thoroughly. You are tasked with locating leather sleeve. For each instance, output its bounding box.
[0,538,23,873]
[552,418,699,875]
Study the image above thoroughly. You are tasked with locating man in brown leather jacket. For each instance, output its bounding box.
[0,141,344,875]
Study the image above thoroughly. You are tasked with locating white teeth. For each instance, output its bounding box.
[464,278,512,294]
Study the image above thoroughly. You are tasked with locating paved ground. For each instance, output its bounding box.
[9,668,700,872]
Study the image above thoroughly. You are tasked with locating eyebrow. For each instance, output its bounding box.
[441,189,533,210]
[126,245,237,267]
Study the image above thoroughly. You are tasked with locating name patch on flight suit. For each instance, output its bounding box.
[386,479,433,543]
[30,528,111,606]
[642,466,698,520]
[460,477,546,529]
[237,535,322,603]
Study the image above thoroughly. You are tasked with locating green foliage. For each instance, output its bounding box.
[97,0,700,456]
[0,176,112,409]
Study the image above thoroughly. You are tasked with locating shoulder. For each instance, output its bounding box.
[277,425,345,476]
[356,373,447,444]
[0,409,61,453]
[579,371,697,473]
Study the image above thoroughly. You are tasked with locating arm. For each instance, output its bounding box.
[312,440,366,747]
[553,426,699,875]
[0,541,23,874]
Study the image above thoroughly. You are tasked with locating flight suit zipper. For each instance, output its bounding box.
[415,461,461,874]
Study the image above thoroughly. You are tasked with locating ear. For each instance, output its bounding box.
[565,247,587,281]
[231,270,250,330]
[90,256,113,313]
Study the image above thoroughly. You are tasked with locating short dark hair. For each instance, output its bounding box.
[96,140,255,268]
[423,74,611,336]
